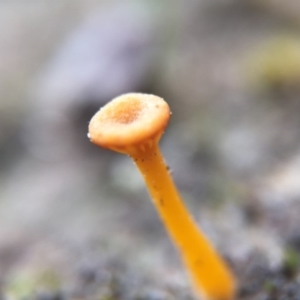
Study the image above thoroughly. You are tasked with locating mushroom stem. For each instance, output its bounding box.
[130,144,235,300]
[88,93,236,300]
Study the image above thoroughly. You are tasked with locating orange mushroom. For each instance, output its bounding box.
[88,93,236,300]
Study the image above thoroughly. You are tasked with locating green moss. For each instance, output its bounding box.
[263,279,276,294]
[246,35,300,91]
[5,269,61,299]
[35,269,61,290]
[5,274,36,299]
[282,246,300,277]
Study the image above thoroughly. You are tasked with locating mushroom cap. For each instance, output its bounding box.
[88,93,170,152]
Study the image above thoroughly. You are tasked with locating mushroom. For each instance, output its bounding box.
[88,93,236,300]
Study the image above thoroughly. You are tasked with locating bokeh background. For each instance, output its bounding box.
[2,1,300,299]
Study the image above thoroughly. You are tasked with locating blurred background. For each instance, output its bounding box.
[2,0,300,299]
